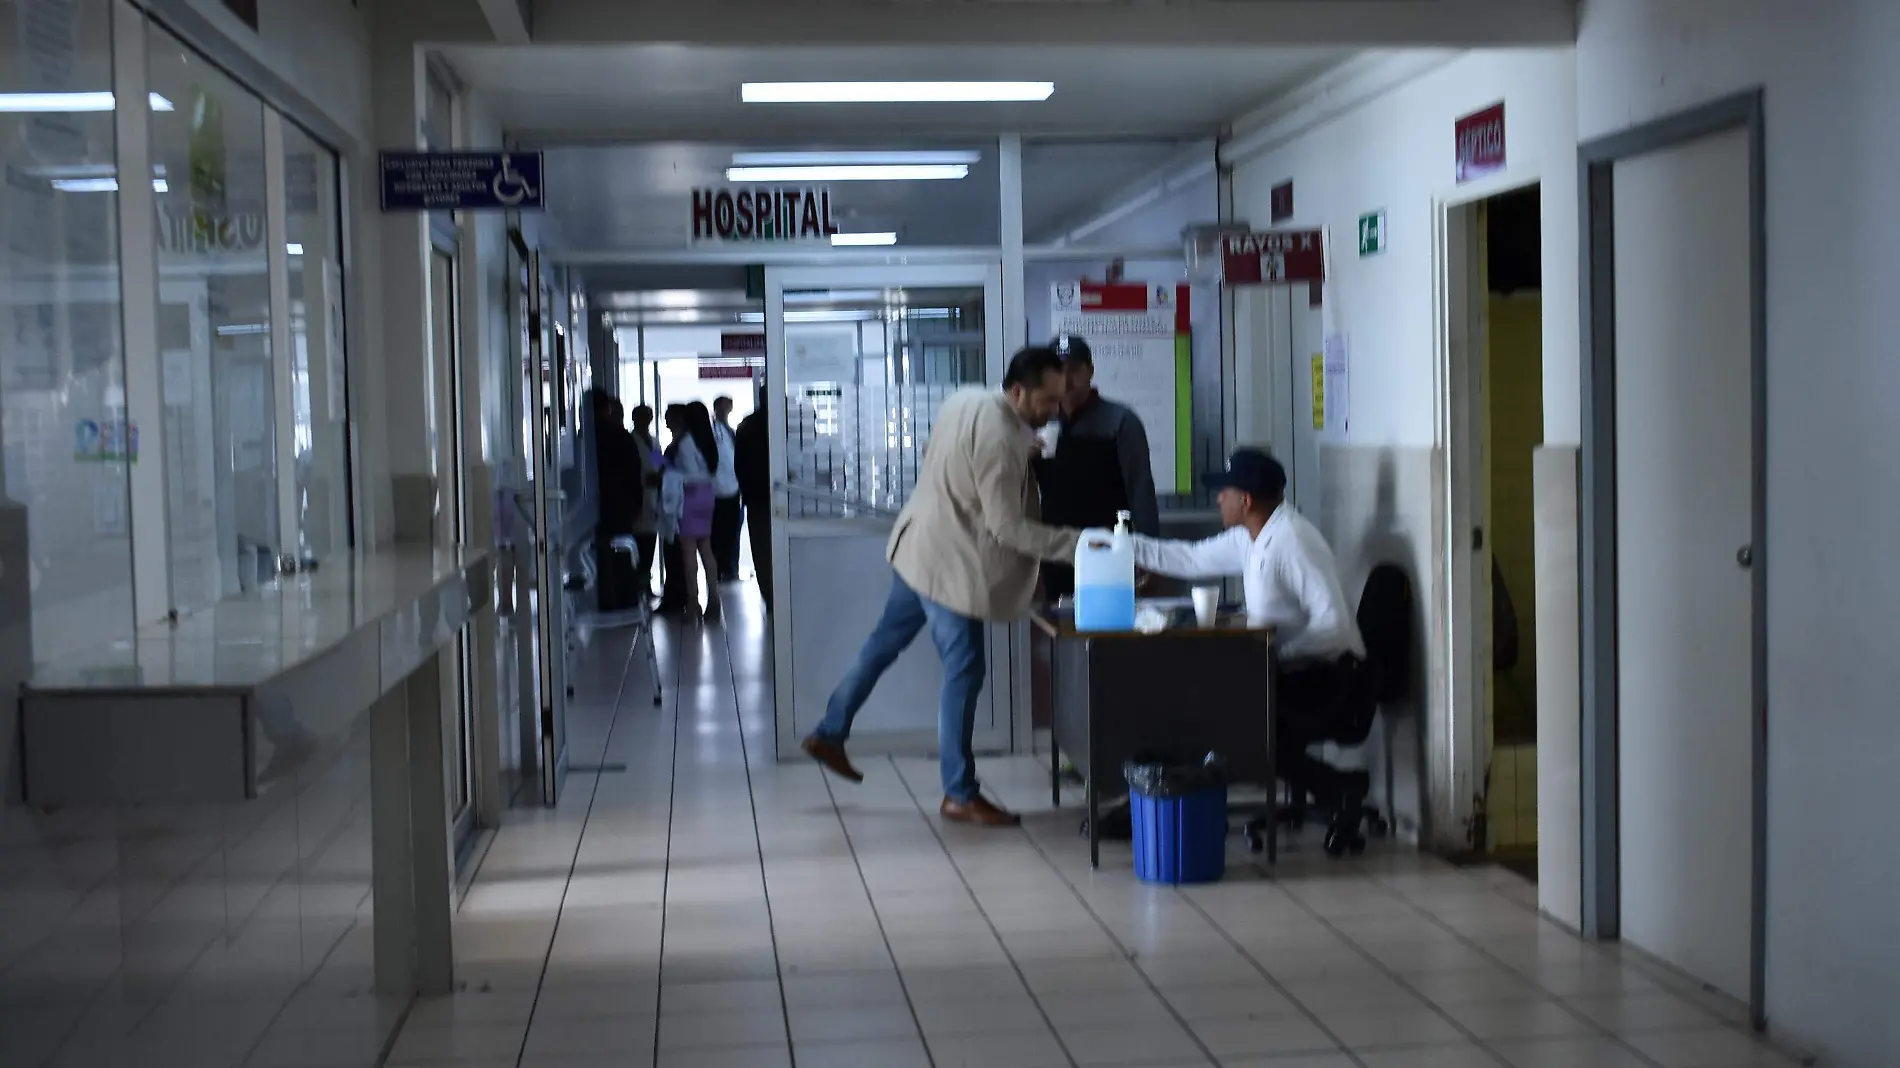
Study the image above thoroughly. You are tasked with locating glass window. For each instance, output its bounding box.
[282,123,349,562]
[148,22,277,611]
[0,0,135,660]
[423,72,453,150]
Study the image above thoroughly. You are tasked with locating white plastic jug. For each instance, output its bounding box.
[1074,511,1136,632]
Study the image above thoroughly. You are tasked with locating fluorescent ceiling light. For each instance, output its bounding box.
[731,150,979,167]
[742,81,1053,104]
[726,164,966,182]
[51,177,168,193]
[831,232,897,247]
[0,91,173,112]
[286,244,305,256]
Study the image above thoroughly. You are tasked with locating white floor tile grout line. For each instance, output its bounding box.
[811,762,941,1066]
[1364,869,1782,1067]
[1000,810,1369,1068]
[885,753,1095,1068]
[499,631,646,1068]
[713,611,803,1068]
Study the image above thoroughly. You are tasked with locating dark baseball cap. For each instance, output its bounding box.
[1205,448,1287,500]
[1052,334,1093,366]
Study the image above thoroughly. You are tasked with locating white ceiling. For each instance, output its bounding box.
[440,42,1344,260]
[440,43,1348,140]
[539,137,1213,254]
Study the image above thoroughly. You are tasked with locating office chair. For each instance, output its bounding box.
[1245,563,1415,857]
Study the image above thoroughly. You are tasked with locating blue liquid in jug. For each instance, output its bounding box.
[1074,584,1137,632]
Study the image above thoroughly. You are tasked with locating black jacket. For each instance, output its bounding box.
[1032,392,1160,535]
[734,409,770,510]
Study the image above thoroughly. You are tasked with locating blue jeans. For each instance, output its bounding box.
[811,570,986,801]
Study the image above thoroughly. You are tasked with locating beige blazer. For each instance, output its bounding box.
[887,388,1079,621]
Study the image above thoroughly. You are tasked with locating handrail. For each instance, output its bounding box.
[776,482,903,520]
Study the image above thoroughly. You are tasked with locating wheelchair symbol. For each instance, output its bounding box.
[492,154,537,206]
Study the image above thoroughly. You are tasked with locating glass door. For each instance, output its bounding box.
[764,263,1010,759]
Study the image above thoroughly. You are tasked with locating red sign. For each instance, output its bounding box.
[698,356,759,380]
[1270,180,1294,223]
[1062,281,1190,332]
[1220,229,1326,287]
[1456,102,1506,183]
[720,332,764,355]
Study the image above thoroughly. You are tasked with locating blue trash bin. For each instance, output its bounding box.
[1125,758,1227,884]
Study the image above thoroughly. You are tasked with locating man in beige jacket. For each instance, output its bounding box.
[801,346,1081,826]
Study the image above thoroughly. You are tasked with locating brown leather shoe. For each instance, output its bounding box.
[940,795,1022,827]
[800,735,863,783]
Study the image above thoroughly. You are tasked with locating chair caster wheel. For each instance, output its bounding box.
[1245,832,1264,854]
[1369,816,1391,837]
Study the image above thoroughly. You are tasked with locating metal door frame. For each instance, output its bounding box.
[765,260,1007,761]
[1576,89,1767,1027]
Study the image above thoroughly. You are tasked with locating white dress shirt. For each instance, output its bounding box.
[1129,505,1366,662]
[711,423,741,498]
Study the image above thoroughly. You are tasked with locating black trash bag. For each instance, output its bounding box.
[1123,752,1226,798]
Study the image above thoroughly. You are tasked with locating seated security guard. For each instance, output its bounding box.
[1123,448,1370,814]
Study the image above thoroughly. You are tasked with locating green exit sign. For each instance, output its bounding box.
[1358,210,1388,257]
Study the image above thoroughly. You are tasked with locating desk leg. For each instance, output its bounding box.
[1087,774,1099,869]
[1266,665,1279,866]
[1050,739,1061,809]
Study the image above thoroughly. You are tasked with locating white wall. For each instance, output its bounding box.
[1229,49,1579,446]
[1577,2,1900,1062]
[1226,49,1579,860]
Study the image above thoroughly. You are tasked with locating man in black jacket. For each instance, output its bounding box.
[734,385,773,612]
[1032,335,1160,597]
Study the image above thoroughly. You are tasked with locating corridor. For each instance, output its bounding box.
[388,598,1800,1068]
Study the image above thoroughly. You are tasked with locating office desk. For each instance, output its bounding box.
[1032,607,1279,868]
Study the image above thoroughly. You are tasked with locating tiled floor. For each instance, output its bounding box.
[396,593,1808,1068]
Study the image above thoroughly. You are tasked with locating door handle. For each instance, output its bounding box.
[1736,545,1754,569]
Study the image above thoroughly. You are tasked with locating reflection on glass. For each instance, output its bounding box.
[781,286,985,517]
[281,122,348,561]
[149,23,277,611]
[0,0,135,663]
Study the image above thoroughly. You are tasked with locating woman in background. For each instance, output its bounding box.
[662,402,724,622]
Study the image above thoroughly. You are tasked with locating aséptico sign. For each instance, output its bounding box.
[691,187,839,242]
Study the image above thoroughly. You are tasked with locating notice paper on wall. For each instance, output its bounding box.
[1050,281,1188,493]
[1321,332,1350,436]
[786,328,857,384]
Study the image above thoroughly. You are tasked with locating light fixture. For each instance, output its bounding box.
[0,91,173,112]
[51,177,168,193]
[731,150,980,167]
[286,243,305,256]
[741,81,1054,104]
[725,164,966,182]
[831,232,897,247]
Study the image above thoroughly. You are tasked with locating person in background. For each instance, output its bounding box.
[587,390,640,612]
[710,395,744,582]
[628,404,661,604]
[733,384,772,613]
[654,404,691,616]
[663,402,724,623]
[800,346,1081,827]
[1121,447,1368,813]
[1033,334,1160,599]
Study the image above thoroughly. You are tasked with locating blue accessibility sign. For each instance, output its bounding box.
[380,151,544,212]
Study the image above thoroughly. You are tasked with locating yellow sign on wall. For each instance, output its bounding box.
[1311,353,1325,430]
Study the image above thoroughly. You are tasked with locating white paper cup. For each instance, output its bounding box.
[1192,585,1220,626]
